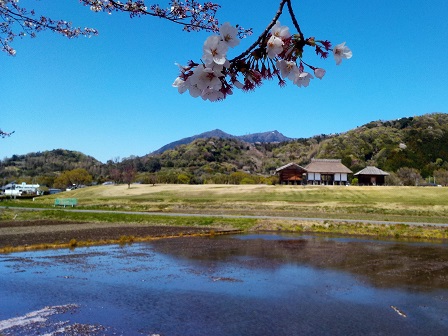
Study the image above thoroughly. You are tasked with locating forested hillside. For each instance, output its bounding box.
[2,113,448,187]
[1,150,105,186]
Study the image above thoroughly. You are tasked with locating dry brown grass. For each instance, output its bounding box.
[8,184,448,224]
[96,184,280,197]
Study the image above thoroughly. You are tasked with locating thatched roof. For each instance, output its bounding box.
[305,159,352,174]
[354,166,389,176]
[276,162,307,172]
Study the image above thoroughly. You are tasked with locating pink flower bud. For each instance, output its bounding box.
[314,68,326,79]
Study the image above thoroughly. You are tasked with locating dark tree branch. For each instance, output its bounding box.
[286,0,303,40]
[230,0,288,63]
[0,129,14,138]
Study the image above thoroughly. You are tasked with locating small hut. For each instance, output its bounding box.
[276,163,307,185]
[354,166,389,186]
[305,159,352,185]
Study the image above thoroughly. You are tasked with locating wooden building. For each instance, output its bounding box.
[304,159,352,185]
[354,166,389,186]
[276,163,307,185]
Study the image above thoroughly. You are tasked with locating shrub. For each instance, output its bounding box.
[240,177,256,184]
[68,239,77,248]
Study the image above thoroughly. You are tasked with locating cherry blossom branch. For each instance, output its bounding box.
[0,1,227,55]
[0,129,14,138]
[84,1,222,32]
[173,0,353,102]
[5,5,98,38]
[1,0,99,55]
[1,0,352,104]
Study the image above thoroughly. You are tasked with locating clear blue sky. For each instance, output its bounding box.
[2,0,448,163]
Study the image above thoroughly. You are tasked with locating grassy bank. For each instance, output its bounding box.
[0,209,257,230]
[3,184,448,223]
[1,184,448,249]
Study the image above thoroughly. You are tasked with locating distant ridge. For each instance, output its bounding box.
[151,129,293,154]
[238,130,292,143]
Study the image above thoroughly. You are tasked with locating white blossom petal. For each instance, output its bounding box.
[203,35,228,66]
[314,68,326,79]
[267,36,284,58]
[293,72,314,87]
[220,22,240,48]
[271,21,291,39]
[172,77,188,94]
[277,60,299,80]
[333,42,352,65]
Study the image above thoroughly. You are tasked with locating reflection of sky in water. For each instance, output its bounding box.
[1,236,448,335]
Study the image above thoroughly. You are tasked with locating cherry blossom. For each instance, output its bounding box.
[314,68,326,79]
[276,60,300,81]
[201,87,225,102]
[219,22,240,48]
[266,35,284,59]
[173,59,230,102]
[271,20,291,40]
[172,77,188,94]
[293,71,313,87]
[172,76,202,98]
[266,21,290,59]
[333,42,352,65]
[202,35,228,65]
[189,64,223,91]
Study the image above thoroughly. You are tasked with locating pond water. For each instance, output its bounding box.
[1,233,448,335]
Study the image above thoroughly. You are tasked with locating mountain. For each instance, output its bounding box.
[151,129,293,154]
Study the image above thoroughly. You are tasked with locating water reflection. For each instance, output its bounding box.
[150,233,448,291]
[1,233,448,335]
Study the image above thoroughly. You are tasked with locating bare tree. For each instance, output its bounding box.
[434,169,448,186]
[122,165,137,188]
[396,167,423,186]
[110,168,122,185]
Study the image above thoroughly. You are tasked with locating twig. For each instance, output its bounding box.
[286,0,303,40]
[230,0,288,62]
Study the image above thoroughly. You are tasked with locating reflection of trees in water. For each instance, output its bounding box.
[151,236,448,290]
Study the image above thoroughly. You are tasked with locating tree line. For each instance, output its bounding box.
[2,113,448,188]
